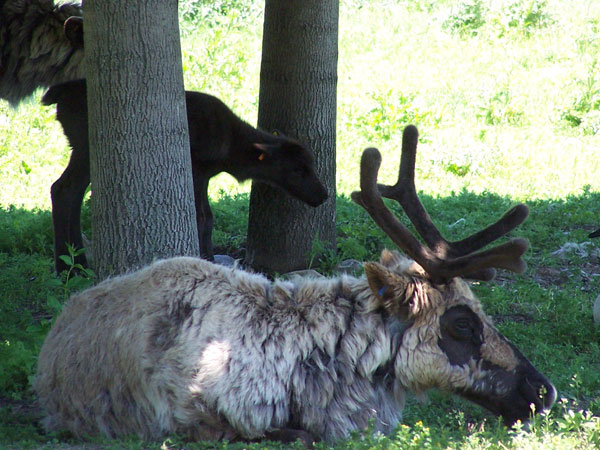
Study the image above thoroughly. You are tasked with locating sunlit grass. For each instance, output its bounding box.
[1,1,599,208]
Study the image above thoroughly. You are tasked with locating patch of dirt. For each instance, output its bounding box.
[0,394,40,422]
[492,312,534,325]
[533,266,570,288]
[495,261,600,291]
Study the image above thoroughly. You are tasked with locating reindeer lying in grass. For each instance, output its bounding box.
[35,126,556,446]
[43,79,328,273]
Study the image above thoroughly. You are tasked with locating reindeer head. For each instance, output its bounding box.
[352,125,556,425]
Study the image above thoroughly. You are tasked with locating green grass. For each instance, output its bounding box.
[1,0,600,448]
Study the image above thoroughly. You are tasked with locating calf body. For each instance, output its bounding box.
[43,79,327,272]
[35,251,556,443]
[0,0,83,105]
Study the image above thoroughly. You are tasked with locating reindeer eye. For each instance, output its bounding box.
[452,318,473,339]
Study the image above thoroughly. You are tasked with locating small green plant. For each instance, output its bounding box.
[477,88,524,126]
[561,61,600,135]
[308,237,340,274]
[56,244,96,298]
[443,161,471,177]
[443,0,487,36]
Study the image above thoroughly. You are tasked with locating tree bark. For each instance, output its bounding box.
[84,0,199,278]
[246,0,338,274]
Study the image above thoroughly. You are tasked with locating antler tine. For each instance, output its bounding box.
[380,125,530,258]
[451,204,529,254]
[350,147,442,275]
[378,125,449,255]
[351,126,530,282]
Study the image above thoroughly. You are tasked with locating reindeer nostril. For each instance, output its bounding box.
[542,382,557,408]
[524,375,557,410]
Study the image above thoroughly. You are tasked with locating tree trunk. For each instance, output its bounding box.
[246,0,338,274]
[84,0,199,278]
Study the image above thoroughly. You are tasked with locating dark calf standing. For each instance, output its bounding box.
[44,79,328,273]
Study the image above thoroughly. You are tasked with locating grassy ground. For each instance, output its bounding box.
[1,0,600,448]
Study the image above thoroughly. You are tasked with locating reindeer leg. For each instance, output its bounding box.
[263,428,316,448]
[51,142,90,274]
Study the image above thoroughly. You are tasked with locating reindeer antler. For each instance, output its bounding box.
[351,125,529,282]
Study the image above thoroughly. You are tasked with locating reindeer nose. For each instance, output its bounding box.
[540,379,557,409]
[523,374,557,411]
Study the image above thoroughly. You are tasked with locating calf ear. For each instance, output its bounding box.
[253,142,279,160]
[64,17,84,47]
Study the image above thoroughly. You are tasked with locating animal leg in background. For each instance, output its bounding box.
[51,144,90,271]
[192,171,214,259]
[43,80,89,273]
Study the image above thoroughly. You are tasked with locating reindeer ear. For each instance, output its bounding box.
[364,262,412,318]
[64,16,84,48]
[364,262,396,301]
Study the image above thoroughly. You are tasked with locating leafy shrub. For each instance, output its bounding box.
[561,62,600,135]
[0,247,94,396]
[211,192,249,256]
[442,0,487,36]
[179,0,261,30]
[0,254,54,395]
[491,0,553,36]
[0,206,53,257]
[349,90,440,143]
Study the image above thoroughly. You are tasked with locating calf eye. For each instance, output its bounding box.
[293,166,308,177]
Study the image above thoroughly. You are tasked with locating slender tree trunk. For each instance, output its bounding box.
[246,0,338,274]
[84,0,199,278]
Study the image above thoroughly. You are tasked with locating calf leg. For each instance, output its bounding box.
[192,171,214,260]
[51,145,90,273]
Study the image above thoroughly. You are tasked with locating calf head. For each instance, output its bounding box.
[251,139,328,207]
[353,125,556,425]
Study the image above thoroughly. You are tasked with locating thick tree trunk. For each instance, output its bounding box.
[246,0,338,274]
[84,0,199,278]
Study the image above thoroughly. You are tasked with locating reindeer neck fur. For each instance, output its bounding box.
[279,274,412,440]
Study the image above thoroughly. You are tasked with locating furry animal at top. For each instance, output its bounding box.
[35,126,556,445]
[0,0,83,105]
